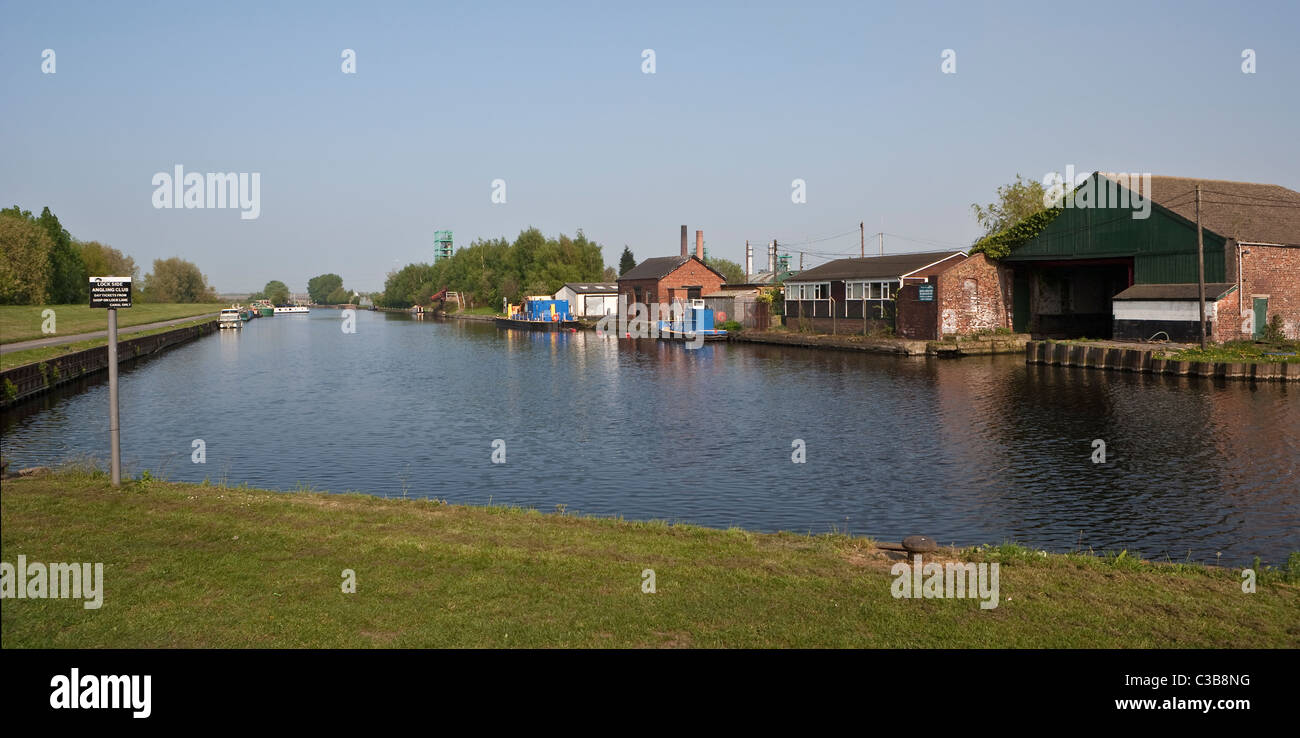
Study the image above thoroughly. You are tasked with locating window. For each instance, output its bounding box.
[812,283,830,299]
[847,281,893,300]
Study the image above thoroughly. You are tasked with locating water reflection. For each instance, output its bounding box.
[2,310,1295,565]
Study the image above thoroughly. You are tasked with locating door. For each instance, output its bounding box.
[1253,297,1268,340]
[1012,271,1030,333]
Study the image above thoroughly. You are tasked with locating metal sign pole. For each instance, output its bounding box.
[91,276,131,487]
[107,306,121,486]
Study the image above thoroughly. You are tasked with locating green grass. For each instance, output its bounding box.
[0,317,215,371]
[0,303,224,345]
[3,470,1297,648]
[1157,340,1300,364]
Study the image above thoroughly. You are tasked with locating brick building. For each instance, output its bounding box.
[895,253,1014,340]
[617,226,727,320]
[783,250,965,335]
[1001,172,1300,341]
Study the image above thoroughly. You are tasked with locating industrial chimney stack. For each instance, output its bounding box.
[681,225,688,258]
[745,241,752,280]
[695,230,704,261]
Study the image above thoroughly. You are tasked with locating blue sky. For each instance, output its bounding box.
[3,0,1297,292]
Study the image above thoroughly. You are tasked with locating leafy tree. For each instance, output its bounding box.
[382,229,606,309]
[601,265,617,281]
[141,257,218,303]
[263,280,290,305]
[307,273,344,304]
[37,207,88,303]
[379,263,436,308]
[971,174,1051,237]
[325,286,352,304]
[618,246,636,276]
[705,256,744,284]
[79,241,138,280]
[0,209,53,304]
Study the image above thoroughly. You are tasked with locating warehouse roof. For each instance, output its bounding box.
[786,251,965,282]
[1100,173,1300,246]
[560,283,618,294]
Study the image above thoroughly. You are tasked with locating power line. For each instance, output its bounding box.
[774,228,864,247]
[883,232,968,249]
[1201,200,1300,209]
[1199,189,1300,205]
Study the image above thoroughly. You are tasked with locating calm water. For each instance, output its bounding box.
[3,310,1297,565]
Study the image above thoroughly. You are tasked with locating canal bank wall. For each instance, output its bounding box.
[1,320,218,409]
[1025,340,1300,382]
[730,331,1029,357]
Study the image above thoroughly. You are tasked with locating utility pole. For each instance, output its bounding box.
[860,222,864,258]
[879,231,884,256]
[800,252,804,270]
[1195,185,1207,349]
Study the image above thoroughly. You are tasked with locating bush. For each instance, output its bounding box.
[719,320,742,332]
[969,208,1062,260]
[1263,314,1286,344]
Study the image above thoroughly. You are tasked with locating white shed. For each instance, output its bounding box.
[555,283,619,318]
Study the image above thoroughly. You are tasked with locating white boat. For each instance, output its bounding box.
[218,308,244,329]
[273,305,310,314]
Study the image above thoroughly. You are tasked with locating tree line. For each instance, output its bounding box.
[0,205,219,304]
[377,228,609,309]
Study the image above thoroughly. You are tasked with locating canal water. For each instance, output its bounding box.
[3,310,1296,565]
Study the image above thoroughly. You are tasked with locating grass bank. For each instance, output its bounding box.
[2,471,1297,648]
[0,317,214,371]
[1157,339,1300,364]
[0,303,224,345]
[447,305,502,316]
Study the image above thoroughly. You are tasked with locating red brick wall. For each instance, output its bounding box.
[934,254,1012,336]
[897,254,1013,339]
[1211,293,1239,343]
[658,258,726,304]
[617,257,726,319]
[1233,243,1300,340]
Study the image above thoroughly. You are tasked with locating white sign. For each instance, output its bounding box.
[89,277,133,308]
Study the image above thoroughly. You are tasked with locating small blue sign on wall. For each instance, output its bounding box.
[918,284,934,302]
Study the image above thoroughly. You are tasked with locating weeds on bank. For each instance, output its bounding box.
[962,541,1300,584]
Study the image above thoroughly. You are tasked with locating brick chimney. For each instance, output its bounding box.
[695,230,704,260]
[681,225,688,258]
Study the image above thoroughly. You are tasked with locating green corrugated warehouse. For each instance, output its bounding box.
[1000,171,1300,341]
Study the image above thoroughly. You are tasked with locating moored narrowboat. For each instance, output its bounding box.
[494,296,582,331]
